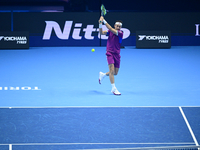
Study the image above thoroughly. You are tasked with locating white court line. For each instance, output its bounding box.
[179,107,199,147]
[1,106,198,149]
[2,106,199,108]
[4,142,197,150]
[5,143,197,150]
[2,142,195,146]
[9,144,12,150]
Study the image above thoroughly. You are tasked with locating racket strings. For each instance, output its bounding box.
[101,4,107,16]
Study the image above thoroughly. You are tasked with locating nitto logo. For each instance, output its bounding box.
[195,24,200,36]
[43,21,130,40]
[0,86,41,91]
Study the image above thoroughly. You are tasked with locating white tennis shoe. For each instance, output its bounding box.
[99,72,106,84]
[111,88,121,95]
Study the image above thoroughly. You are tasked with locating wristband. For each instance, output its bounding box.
[99,24,102,28]
[103,19,107,24]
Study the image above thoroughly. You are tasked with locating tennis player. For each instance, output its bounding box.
[98,16,123,95]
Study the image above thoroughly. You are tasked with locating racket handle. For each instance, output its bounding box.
[100,13,103,23]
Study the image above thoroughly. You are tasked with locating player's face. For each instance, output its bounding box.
[114,24,122,30]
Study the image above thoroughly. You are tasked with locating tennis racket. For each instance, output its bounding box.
[100,4,107,23]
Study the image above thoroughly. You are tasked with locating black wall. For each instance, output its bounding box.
[0,0,199,12]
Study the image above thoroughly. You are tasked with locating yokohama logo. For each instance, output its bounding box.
[0,36,27,44]
[138,35,146,40]
[0,36,4,41]
[0,36,27,41]
[138,35,169,41]
[43,21,130,40]
[4,36,27,41]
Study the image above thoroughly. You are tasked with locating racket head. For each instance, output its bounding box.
[101,4,107,16]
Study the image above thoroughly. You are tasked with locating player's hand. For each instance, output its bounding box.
[99,19,102,24]
[99,17,103,24]
[100,16,104,20]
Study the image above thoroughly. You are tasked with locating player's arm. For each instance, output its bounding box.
[101,16,117,35]
[99,26,107,35]
[104,22,117,35]
[99,18,107,35]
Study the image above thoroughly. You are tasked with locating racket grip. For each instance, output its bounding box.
[100,14,103,23]
[99,10,103,23]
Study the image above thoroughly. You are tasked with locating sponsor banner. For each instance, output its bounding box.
[195,24,200,36]
[172,35,200,46]
[13,12,200,46]
[13,12,131,46]
[136,31,171,48]
[0,32,29,49]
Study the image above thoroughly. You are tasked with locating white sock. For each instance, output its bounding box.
[111,83,116,89]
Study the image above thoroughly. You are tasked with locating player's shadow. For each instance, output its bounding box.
[89,90,107,95]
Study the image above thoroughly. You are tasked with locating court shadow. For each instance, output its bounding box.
[89,90,107,95]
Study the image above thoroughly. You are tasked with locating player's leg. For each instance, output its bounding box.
[105,67,118,76]
[99,64,114,84]
[108,64,121,95]
[110,54,121,95]
[113,53,120,75]
[99,52,121,95]
[99,52,113,84]
[108,64,115,84]
[103,66,119,79]
[105,59,119,76]
[114,67,119,75]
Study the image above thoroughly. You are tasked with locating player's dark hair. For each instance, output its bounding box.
[116,20,123,24]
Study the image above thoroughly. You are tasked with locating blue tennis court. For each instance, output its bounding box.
[0,46,200,149]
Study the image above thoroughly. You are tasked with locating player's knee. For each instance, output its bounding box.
[109,70,115,75]
[114,72,118,75]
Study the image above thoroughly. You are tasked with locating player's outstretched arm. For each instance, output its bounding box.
[101,17,117,35]
[99,17,107,35]
[104,22,117,35]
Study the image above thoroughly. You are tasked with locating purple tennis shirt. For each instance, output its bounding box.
[106,30,123,54]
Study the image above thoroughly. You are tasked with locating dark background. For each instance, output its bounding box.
[11,12,200,46]
[0,0,199,12]
[0,0,199,46]
[0,13,11,31]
